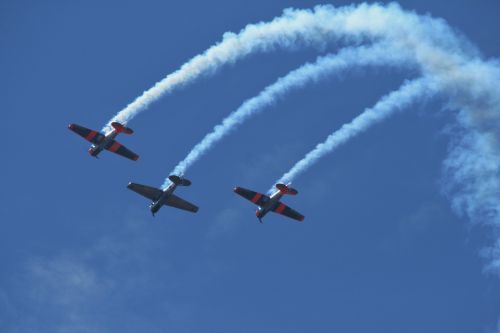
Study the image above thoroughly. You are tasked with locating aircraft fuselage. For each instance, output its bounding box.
[149,183,177,216]
[88,130,118,158]
[256,190,283,220]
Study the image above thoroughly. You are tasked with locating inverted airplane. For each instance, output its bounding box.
[127,175,199,216]
[68,122,139,161]
[234,183,305,223]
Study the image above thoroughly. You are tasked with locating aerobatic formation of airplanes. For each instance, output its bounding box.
[127,175,199,216]
[234,183,305,223]
[68,122,139,161]
[68,124,305,221]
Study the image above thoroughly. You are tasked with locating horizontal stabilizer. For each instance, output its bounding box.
[168,175,192,186]
[111,122,134,134]
[276,183,298,195]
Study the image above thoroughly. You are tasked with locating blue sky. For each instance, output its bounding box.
[1,1,499,332]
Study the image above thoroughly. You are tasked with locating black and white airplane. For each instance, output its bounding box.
[127,175,199,216]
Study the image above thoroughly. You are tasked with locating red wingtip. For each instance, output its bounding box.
[133,155,139,161]
[68,123,75,130]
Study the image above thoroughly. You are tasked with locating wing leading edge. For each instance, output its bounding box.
[127,183,163,201]
[233,187,270,206]
[68,124,104,145]
[104,139,139,161]
[272,202,305,222]
[164,194,199,213]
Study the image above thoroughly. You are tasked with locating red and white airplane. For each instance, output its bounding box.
[234,183,305,223]
[68,122,139,161]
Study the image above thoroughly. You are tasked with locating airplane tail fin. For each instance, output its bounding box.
[276,183,298,195]
[169,175,192,187]
[111,122,134,135]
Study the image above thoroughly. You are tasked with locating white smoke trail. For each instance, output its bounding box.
[438,59,500,275]
[103,3,476,133]
[163,43,413,188]
[273,77,437,190]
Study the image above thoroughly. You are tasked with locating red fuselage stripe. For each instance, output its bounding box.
[251,193,262,204]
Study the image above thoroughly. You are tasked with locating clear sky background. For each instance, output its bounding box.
[1,1,499,332]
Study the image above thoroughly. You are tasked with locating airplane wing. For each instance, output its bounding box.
[127,183,163,201]
[233,187,270,206]
[68,124,104,145]
[104,139,139,161]
[164,194,199,213]
[272,202,305,222]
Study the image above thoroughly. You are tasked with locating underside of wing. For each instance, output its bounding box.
[68,124,104,145]
[272,202,305,222]
[164,194,199,213]
[104,139,139,161]
[127,183,163,201]
[233,187,270,207]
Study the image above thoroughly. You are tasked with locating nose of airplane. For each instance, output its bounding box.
[150,203,160,216]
